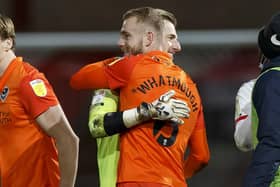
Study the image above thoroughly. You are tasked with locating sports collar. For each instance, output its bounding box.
[144,51,173,64]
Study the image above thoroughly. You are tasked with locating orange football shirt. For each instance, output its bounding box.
[71,51,210,187]
[0,57,60,187]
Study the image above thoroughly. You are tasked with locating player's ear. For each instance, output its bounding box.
[143,31,154,47]
[3,38,12,51]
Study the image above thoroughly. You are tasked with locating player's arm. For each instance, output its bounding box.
[71,55,140,91]
[70,56,134,90]
[234,103,253,152]
[184,108,210,179]
[89,89,190,138]
[234,80,255,152]
[19,74,79,187]
[70,61,110,90]
[36,104,79,187]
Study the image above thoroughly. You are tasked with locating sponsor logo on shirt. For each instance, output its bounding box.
[0,111,12,125]
[29,79,47,97]
[0,86,9,102]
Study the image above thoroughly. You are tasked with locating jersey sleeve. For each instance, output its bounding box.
[70,60,111,90]
[19,72,59,119]
[184,106,210,179]
[70,56,139,90]
[234,79,255,152]
[104,55,140,89]
[234,79,255,122]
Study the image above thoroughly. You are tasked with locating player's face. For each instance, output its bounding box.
[0,37,11,61]
[160,20,181,58]
[118,17,144,56]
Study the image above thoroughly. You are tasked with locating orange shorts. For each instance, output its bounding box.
[117,182,171,187]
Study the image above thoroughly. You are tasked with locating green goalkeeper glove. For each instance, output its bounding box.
[88,89,119,137]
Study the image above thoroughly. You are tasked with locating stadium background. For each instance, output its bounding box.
[1,0,279,186]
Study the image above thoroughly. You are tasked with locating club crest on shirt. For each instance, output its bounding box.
[0,86,9,102]
[29,79,47,97]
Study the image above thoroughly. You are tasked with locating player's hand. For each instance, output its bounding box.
[152,90,190,124]
[138,90,190,124]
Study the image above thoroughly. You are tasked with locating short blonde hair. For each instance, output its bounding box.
[122,7,177,32]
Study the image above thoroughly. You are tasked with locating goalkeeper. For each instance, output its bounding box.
[89,89,190,187]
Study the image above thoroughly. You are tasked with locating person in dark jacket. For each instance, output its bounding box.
[243,12,280,187]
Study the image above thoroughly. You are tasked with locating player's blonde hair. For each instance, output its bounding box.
[0,14,16,50]
[122,7,177,32]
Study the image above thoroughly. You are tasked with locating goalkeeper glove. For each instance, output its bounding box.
[137,90,190,124]
[88,89,119,137]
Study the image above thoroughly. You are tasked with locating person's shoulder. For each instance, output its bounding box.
[236,79,255,100]
[143,51,171,62]
[184,72,195,83]
[105,55,144,67]
[101,57,123,66]
[11,60,42,85]
[239,79,256,92]
[244,79,256,86]
[257,68,280,86]
[21,61,40,75]
[19,61,50,87]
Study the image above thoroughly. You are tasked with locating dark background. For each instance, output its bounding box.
[2,1,280,186]
[1,0,279,31]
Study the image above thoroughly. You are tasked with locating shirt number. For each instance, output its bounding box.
[153,120,178,147]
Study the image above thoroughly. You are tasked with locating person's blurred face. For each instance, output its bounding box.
[159,20,181,58]
[118,16,144,56]
[0,37,12,61]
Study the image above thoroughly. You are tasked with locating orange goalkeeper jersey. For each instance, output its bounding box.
[0,57,60,187]
[71,51,210,187]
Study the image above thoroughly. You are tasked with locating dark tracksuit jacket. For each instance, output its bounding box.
[243,56,280,187]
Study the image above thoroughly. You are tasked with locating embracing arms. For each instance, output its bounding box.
[88,89,190,138]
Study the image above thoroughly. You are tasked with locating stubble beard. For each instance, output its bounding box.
[123,41,143,56]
